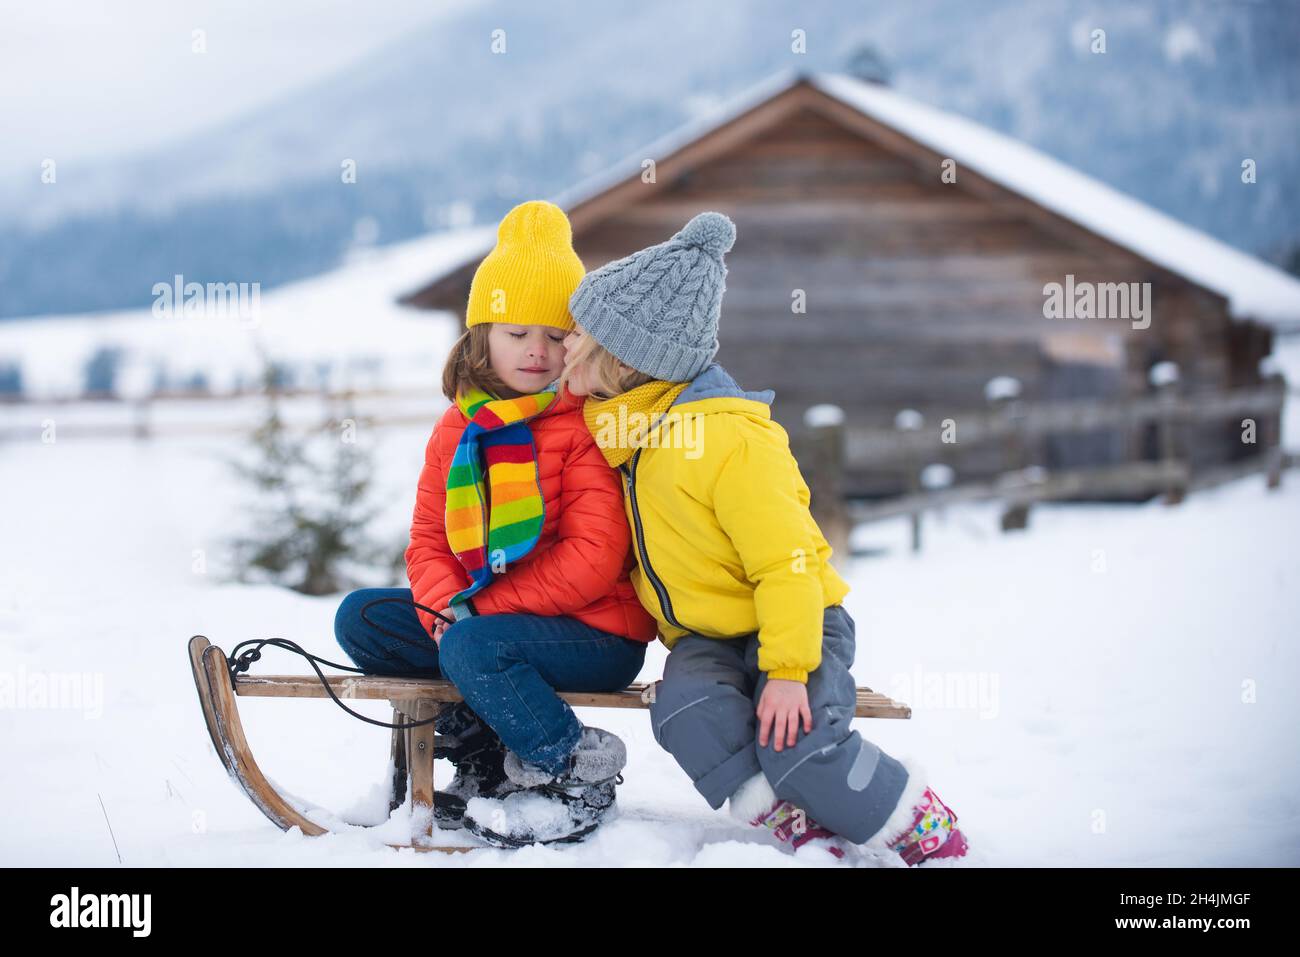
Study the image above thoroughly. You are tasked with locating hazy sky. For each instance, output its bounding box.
[0,0,482,176]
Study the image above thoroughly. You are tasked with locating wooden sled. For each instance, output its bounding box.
[188,634,912,853]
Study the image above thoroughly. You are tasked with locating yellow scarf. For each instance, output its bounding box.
[582,380,690,468]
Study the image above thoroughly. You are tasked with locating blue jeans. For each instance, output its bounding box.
[333,588,647,775]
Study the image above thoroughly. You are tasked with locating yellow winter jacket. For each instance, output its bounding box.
[588,364,850,682]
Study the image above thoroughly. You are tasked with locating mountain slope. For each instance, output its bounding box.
[3,0,1297,319]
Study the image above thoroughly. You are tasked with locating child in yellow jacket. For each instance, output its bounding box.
[557,211,969,863]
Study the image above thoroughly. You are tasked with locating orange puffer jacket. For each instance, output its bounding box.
[405,384,658,644]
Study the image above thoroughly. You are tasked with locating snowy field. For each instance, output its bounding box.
[1,401,1297,867]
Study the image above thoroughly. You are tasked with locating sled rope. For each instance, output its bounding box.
[225,596,456,731]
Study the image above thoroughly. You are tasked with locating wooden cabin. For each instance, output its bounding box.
[399,71,1298,498]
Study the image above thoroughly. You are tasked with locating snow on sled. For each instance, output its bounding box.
[187,634,912,853]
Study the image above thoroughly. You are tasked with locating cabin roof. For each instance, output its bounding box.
[399,70,1300,327]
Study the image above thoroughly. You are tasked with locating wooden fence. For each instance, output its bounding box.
[0,385,446,442]
[802,375,1291,554]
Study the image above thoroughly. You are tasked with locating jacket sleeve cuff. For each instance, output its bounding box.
[767,667,809,683]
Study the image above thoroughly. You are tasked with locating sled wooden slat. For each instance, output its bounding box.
[188,634,912,854]
[232,674,912,719]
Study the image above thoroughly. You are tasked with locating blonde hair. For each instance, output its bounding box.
[558,331,655,399]
[440,325,516,402]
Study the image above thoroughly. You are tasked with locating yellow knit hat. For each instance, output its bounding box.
[465,201,585,331]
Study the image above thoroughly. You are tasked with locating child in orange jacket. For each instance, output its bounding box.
[333,201,656,846]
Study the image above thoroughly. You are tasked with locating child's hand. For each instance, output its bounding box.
[432,609,453,646]
[756,678,813,751]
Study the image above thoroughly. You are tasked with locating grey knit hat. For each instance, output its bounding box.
[567,211,736,382]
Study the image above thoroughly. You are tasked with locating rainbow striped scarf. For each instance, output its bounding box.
[444,385,558,609]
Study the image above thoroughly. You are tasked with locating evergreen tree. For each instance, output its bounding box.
[227,361,390,596]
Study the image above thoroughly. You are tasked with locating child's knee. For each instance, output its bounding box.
[333,589,373,654]
[649,671,706,716]
[650,674,748,748]
[436,620,497,677]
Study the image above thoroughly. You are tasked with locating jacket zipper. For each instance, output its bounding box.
[623,447,685,631]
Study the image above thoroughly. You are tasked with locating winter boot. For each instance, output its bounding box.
[430,702,520,829]
[433,700,494,758]
[728,772,848,859]
[462,726,627,848]
[864,758,969,865]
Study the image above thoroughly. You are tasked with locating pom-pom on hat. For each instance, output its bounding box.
[567,211,736,381]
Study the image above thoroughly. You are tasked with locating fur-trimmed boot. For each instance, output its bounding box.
[461,726,627,848]
[863,757,969,865]
[728,772,848,859]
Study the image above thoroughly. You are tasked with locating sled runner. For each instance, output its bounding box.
[187,634,912,853]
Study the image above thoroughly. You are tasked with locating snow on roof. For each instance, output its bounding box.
[409,69,1300,329]
[549,69,806,212]
[810,72,1300,328]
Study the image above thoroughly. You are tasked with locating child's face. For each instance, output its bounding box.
[561,326,593,397]
[487,323,568,395]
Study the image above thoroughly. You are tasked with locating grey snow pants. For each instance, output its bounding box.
[648,603,910,844]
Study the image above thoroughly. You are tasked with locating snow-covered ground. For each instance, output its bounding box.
[1,396,1297,866]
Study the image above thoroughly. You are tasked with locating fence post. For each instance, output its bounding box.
[132,397,152,441]
[1150,362,1185,505]
[804,404,851,564]
[894,409,923,552]
[1264,373,1284,490]
[986,377,1029,531]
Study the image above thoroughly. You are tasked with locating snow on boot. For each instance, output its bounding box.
[728,772,847,859]
[864,757,969,865]
[462,727,627,848]
[436,741,524,829]
[430,703,519,829]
